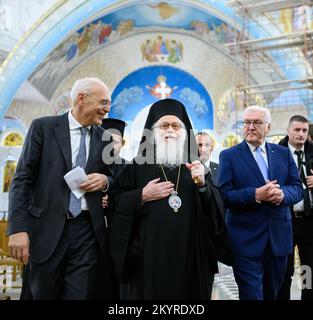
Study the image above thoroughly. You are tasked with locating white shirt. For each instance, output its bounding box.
[246,141,269,168]
[68,111,91,211]
[204,159,211,169]
[203,159,212,176]
[288,143,308,212]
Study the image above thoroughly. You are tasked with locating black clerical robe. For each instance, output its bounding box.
[112,156,128,181]
[110,162,224,300]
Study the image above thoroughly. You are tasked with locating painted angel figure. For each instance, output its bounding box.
[166,40,183,63]
[141,39,158,62]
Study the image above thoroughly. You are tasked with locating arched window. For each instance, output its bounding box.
[3,161,17,192]
[3,133,23,146]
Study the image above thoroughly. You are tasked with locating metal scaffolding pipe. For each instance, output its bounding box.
[238,78,313,90]
[245,84,313,94]
[225,30,313,47]
[227,0,313,14]
[235,41,313,52]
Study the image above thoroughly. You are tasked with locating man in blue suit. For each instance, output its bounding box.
[218,105,303,300]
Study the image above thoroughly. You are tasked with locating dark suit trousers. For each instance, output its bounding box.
[233,245,287,300]
[208,273,214,300]
[20,264,32,300]
[28,212,101,300]
[277,214,313,300]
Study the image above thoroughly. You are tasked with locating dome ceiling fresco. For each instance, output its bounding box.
[0,0,312,125]
[110,65,214,159]
[29,1,239,100]
[110,66,213,125]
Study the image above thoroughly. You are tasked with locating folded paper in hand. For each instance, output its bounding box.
[64,166,87,199]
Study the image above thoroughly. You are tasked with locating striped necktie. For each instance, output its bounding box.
[68,127,88,217]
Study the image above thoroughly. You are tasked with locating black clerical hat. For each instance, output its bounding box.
[101,118,126,137]
[143,98,193,131]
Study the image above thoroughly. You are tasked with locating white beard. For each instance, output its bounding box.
[154,129,187,165]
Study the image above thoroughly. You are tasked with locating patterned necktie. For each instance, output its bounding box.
[295,150,306,183]
[256,146,268,181]
[69,127,88,217]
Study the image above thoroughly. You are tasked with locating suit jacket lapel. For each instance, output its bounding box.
[54,113,72,171]
[85,125,101,174]
[304,143,313,176]
[239,141,266,184]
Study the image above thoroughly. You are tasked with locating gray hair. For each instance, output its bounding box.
[70,77,109,102]
[242,105,271,124]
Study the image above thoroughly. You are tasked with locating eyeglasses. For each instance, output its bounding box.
[83,93,110,108]
[242,120,267,128]
[156,122,182,131]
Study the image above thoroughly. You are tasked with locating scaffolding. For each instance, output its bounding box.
[227,0,313,132]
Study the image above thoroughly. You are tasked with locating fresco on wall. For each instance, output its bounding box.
[141,36,183,63]
[0,5,10,32]
[146,75,177,99]
[278,5,312,33]
[109,65,213,160]
[148,2,180,20]
[54,89,72,116]
[216,88,265,139]
[0,116,27,139]
[2,160,16,193]
[3,133,23,146]
[28,2,238,100]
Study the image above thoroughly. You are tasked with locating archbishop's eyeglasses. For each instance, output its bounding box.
[155,122,182,131]
[83,93,111,108]
[242,120,267,128]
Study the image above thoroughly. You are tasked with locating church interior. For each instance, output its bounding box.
[0,0,312,300]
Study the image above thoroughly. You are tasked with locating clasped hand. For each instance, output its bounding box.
[256,179,284,205]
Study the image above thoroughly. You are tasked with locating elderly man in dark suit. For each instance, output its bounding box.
[8,77,117,299]
[218,105,303,300]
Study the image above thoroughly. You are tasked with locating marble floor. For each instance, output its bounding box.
[1,263,302,300]
[0,269,22,300]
